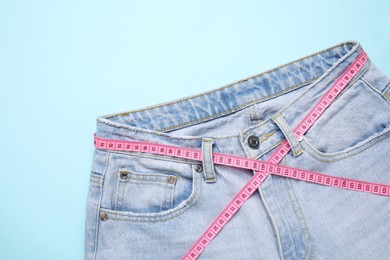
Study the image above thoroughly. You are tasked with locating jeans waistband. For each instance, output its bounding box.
[95,40,374,160]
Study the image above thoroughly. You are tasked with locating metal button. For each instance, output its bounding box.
[99,213,108,221]
[248,135,260,149]
[167,176,177,184]
[195,165,203,173]
[120,171,128,179]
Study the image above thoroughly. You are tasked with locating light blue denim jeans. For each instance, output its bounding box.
[85,40,390,259]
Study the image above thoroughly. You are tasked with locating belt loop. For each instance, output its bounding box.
[201,137,217,183]
[271,113,303,157]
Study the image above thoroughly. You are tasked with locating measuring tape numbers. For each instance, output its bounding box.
[92,49,389,259]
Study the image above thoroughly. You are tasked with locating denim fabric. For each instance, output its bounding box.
[85,40,390,259]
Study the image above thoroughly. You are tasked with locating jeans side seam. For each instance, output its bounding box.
[92,152,110,260]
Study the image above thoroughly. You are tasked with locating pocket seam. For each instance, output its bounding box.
[301,76,390,160]
[114,169,176,212]
[100,164,202,222]
[382,81,390,104]
[94,152,111,259]
[301,125,390,162]
[107,149,198,165]
[120,169,178,182]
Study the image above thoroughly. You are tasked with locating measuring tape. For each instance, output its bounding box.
[181,49,371,260]
[93,49,389,259]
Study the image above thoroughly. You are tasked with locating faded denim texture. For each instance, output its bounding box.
[85,40,390,259]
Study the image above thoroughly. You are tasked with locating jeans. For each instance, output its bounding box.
[85,40,390,259]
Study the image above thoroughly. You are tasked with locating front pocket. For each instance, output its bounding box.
[99,151,203,221]
[114,169,177,213]
[300,125,390,162]
[301,78,390,159]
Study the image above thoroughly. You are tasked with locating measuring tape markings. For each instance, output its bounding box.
[182,171,269,259]
[92,49,388,259]
[93,134,390,197]
[182,50,371,259]
[268,50,367,165]
[94,132,390,260]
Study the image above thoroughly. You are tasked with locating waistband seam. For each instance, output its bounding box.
[97,122,244,141]
[96,41,363,144]
[96,75,314,141]
[100,41,358,119]
[158,78,318,133]
[276,45,362,118]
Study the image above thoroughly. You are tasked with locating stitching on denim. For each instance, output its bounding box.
[384,81,390,93]
[239,60,367,144]
[360,61,390,102]
[117,170,175,211]
[89,176,102,184]
[202,139,208,181]
[286,60,370,134]
[163,180,168,210]
[125,179,169,183]
[301,126,390,162]
[100,126,241,141]
[256,140,284,159]
[99,167,202,222]
[158,79,317,133]
[120,169,176,181]
[104,170,201,222]
[305,124,390,157]
[283,178,308,259]
[121,177,127,211]
[360,77,382,96]
[104,41,354,119]
[207,139,216,182]
[382,82,390,103]
[97,119,201,140]
[272,113,302,156]
[169,181,174,209]
[97,43,360,140]
[114,172,120,210]
[107,150,199,165]
[242,120,279,140]
[240,132,282,160]
[259,131,276,142]
[202,138,216,182]
[90,172,103,179]
[276,47,364,117]
[242,134,286,259]
[93,152,110,260]
[249,105,262,125]
[290,178,313,260]
[284,177,313,260]
[360,64,390,105]
[257,183,284,260]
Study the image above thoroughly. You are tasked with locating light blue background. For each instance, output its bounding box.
[0,1,389,259]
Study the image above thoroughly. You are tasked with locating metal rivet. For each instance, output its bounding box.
[248,135,260,149]
[120,171,128,179]
[167,176,177,184]
[195,165,203,173]
[100,213,108,221]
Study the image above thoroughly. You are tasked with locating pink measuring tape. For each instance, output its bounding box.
[93,49,389,259]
